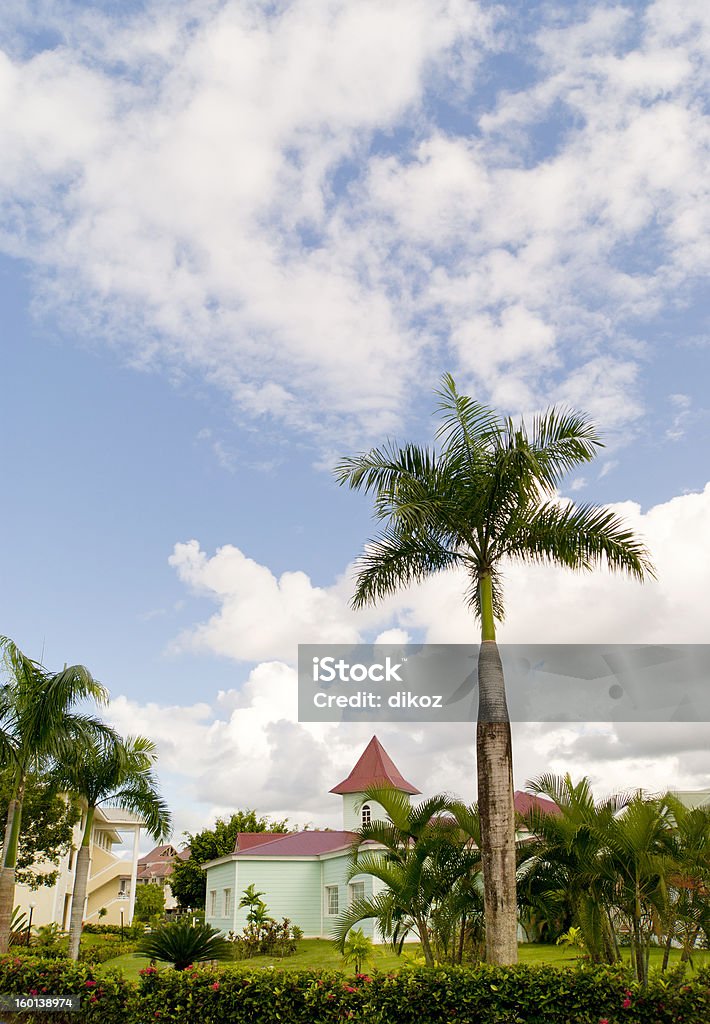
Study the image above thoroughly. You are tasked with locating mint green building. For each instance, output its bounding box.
[203,736,420,939]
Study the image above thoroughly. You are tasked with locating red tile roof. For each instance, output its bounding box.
[235,831,357,857]
[330,736,420,795]
[514,791,561,817]
[233,833,288,853]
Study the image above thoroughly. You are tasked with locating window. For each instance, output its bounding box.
[349,881,365,905]
[325,886,339,916]
[224,888,233,916]
[209,890,217,916]
[67,848,75,871]
[361,804,371,827]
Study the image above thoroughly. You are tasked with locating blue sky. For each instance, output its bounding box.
[1,0,709,841]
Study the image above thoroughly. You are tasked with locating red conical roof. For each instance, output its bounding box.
[330,736,420,795]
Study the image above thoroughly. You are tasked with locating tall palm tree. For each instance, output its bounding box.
[335,374,655,963]
[0,636,113,953]
[54,733,172,959]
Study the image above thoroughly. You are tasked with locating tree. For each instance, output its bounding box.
[0,636,114,953]
[333,785,480,967]
[517,773,629,962]
[134,883,166,923]
[336,374,655,963]
[53,733,172,960]
[0,769,80,889]
[169,810,290,910]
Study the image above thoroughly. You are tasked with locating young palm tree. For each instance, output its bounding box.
[517,773,629,962]
[54,734,172,960]
[0,636,113,953]
[660,795,710,967]
[336,374,655,963]
[333,785,479,967]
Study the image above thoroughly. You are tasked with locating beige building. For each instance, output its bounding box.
[14,804,144,930]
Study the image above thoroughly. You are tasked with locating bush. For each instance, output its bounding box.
[137,920,234,970]
[2,956,710,1024]
[78,941,137,965]
[0,954,134,1024]
[228,917,301,959]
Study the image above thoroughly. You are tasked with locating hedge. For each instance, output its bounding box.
[1,955,710,1023]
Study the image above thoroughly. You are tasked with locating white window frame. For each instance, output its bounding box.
[349,881,365,905]
[361,804,371,827]
[209,890,217,916]
[223,888,233,916]
[325,885,339,916]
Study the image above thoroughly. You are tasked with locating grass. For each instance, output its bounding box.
[93,938,710,982]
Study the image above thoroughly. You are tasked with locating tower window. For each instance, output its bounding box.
[361,804,371,827]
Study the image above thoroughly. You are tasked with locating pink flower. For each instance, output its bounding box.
[622,997,632,1008]
[29,990,38,996]
[343,984,357,993]
[211,982,220,991]
[85,980,97,987]
[89,995,98,1004]
[599,1018,610,1024]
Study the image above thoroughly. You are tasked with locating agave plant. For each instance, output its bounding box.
[137,919,233,971]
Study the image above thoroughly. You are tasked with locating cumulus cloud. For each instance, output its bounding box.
[118,483,710,835]
[0,0,708,445]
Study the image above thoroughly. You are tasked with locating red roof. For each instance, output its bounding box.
[330,736,420,796]
[235,831,357,857]
[514,791,561,817]
[233,833,288,853]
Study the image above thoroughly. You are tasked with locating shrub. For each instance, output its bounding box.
[137,919,234,970]
[2,956,710,1024]
[228,917,301,959]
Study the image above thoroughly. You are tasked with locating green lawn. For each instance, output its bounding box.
[94,938,710,982]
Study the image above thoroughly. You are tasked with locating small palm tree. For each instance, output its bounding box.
[0,636,114,953]
[336,374,655,963]
[333,785,479,967]
[517,773,629,963]
[342,928,374,973]
[54,734,172,960]
[137,918,233,970]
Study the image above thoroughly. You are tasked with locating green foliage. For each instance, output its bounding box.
[136,919,234,970]
[169,810,290,909]
[341,928,374,973]
[0,953,135,1023]
[0,770,80,888]
[5,956,710,1024]
[134,883,166,922]
[32,923,69,958]
[229,917,300,960]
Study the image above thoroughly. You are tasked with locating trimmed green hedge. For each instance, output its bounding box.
[2,955,710,1023]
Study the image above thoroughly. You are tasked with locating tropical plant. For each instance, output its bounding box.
[597,794,674,986]
[333,785,480,967]
[137,918,233,970]
[0,635,114,953]
[342,928,375,973]
[659,795,710,969]
[53,733,172,960]
[336,374,655,963]
[517,773,629,963]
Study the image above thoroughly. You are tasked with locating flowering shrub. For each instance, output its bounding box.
[1,955,709,1023]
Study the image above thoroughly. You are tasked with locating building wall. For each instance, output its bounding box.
[322,854,374,939]
[340,794,391,832]
[205,861,238,935]
[210,859,323,937]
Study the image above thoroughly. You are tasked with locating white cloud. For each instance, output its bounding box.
[0,1,708,446]
[141,484,710,833]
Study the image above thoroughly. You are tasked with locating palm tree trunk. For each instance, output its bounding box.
[68,807,94,961]
[0,774,26,954]
[416,915,435,967]
[477,579,518,965]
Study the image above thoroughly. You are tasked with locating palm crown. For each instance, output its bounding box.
[336,373,655,631]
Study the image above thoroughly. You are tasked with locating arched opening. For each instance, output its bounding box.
[361,804,371,827]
